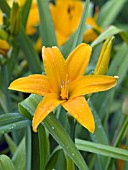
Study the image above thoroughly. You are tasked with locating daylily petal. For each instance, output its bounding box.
[32,93,63,132]
[69,75,117,99]
[56,30,69,46]
[66,43,92,81]
[62,96,95,133]
[9,74,52,95]
[50,0,83,37]
[26,1,39,35]
[83,18,103,42]
[42,46,67,93]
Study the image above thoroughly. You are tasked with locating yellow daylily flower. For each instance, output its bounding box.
[0,39,10,55]
[50,0,102,46]
[9,43,117,133]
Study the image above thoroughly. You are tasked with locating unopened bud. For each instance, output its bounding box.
[0,27,8,40]
[10,1,21,36]
[0,39,10,55]
[94,36,114,75]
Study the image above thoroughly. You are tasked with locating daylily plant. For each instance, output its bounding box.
[9,43,117,133]
[50,0,102,46]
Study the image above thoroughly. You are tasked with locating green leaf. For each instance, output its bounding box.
[108,43,128,77]
[76,139,128,161]
[89,101,109,145]
[0,0,10,17]
[21,0,32,26]
[61,0,90,58]
[0,113,31,134]
[72,0,90,49]
[7,44,19,78]
[89,101,109,169]
[46,147,66,170]
[38,125,49,170]
[4,133,17,155]
[16,26,42,73]
[19,94,89,170]
[91,26,123,48]
[124,134,128,170]
[37,0,57,46]
[104,116,128,170]
[66,154,75,170]
[0,155,15,170]
[12,137,26,170]
[115,52,128,84]
[0,65,11,111]
[97,0,127,27]
[0,90,8,112]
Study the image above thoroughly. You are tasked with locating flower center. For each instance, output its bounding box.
[60,74,69,100]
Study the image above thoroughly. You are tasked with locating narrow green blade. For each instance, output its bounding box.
[91,26,123,47]
[76,139,128,161]
[61,0,90,58]
[37,0,57,46]
[97,0,127,27]
[0,155,15,170]
[0,113,31,134]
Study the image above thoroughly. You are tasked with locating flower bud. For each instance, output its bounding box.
[10,1,21,36]
[0,39,10,55]
[94,36,114,75]
[0,27,8,40]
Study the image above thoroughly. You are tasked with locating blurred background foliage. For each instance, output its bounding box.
[0,0,128,170]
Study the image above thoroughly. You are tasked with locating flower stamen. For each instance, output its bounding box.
[60,74,69,100]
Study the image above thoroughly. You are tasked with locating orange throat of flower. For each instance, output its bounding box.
[60,74,69,100]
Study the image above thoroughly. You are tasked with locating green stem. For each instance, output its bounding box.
[38,125,49,170]
[31,131,40,170]
[26,126,31,170]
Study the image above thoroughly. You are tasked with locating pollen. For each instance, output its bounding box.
[60,74,69,100]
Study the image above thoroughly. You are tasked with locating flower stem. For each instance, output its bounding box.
[31,131,40,170]
[26,126,32,170]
